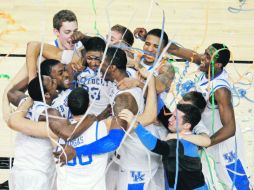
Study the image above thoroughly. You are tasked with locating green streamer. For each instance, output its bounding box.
[211,58,215,134]
[91,0,100,35]
[0,74,10,79]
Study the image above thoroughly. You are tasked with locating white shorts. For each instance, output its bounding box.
[200,149,225,190]
[207,129,250,190]
[116,164,165,190]
[9,166,56,190]
[56,165,106,190]
[106,160,119,190]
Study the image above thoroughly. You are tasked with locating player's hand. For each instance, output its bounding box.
[126,51,141,70]
[118,109,135,125]
[117,78,141,90]
[69,58,84,72]
[70,31,86,43]
[137,68,152,80]
[133,28,147,41]
[97,104,111,121]
[54,144,76,166]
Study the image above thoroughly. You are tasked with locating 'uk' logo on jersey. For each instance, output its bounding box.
[131,171,145,182]
[223,151,237,164]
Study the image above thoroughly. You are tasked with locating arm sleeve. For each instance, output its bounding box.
[135,123,184,157]
[75,129,124,156]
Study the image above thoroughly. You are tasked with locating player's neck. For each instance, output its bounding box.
[56,39,65,50]
[73,115,82,122]
[46,98,53,105]
[114,70,128,82]
[205,68,223,78]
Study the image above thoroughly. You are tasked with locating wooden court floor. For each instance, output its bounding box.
[1,0,254,186]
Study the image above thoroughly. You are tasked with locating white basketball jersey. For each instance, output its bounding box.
[57,120,108,190]
[77,67,113,116]
[196,70,250,189]
[52,89,72,119]
[113,87,163,171]
[112,87,145,115]
[13,101,55,173]
[193,119,210,135]
[196,69,231,134]
[140,58,153,70]
[116,123,164,171]
[126,67,137,78]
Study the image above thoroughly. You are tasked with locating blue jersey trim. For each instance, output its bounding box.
[128,183,144,190]
[209,84,230,97]
[199,70,224,86]
[226,159,249,190]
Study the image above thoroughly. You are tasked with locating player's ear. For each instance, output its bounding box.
[53,28,60,37]
[110,65,117,71]
[183,123,191,130]
[44,92,51,99]
[215,62,223,69]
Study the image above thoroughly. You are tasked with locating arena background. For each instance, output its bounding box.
[0,0,254,187]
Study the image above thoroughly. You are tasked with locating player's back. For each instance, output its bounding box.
[57,120,108,190]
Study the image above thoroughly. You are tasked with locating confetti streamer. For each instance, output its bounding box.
[0,74,10,79]
[91,0,100,35]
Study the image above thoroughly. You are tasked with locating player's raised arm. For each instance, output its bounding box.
[209,88,236,146]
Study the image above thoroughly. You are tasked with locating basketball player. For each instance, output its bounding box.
[8,76,58,190]
[168,43,250,189]
[138,30,250,189]
[53,9,82,50]
[119,103,208,190]
[76,36,113,115]
[135,27,250,189]
[54,64,157,190]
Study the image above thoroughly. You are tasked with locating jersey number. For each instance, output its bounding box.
[82,86,101,101]
[67,155,93,166]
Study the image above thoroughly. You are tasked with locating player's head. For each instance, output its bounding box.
[180,91,207,113]
[155,63,175,94]
[68,87,89,116]
[199,43,230,73]
[113,92,138,129]
[53,9,78,50]
[28,75,58,103]
[143,29,169,64]
[101,47,127,81]
[109,24,134,46]
[40,59,70,90]
[84,37,106,71]
[168,104,201,132]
